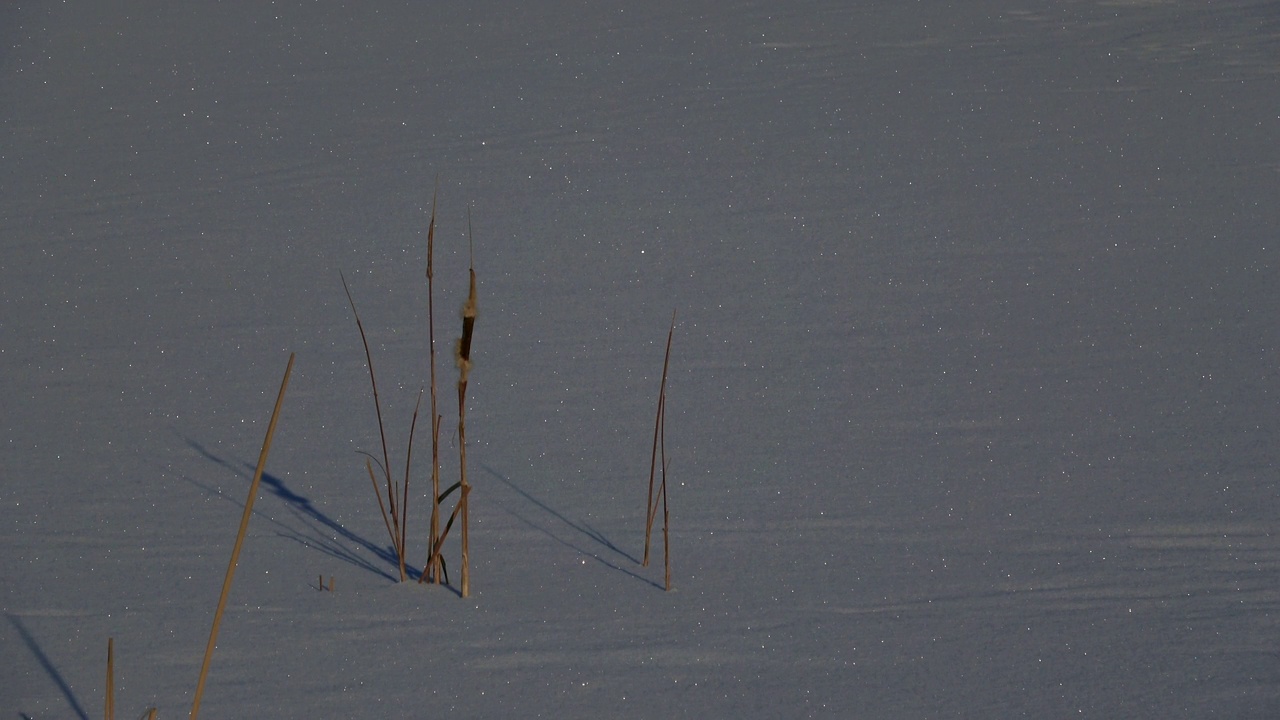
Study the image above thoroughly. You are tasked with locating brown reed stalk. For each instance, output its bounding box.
[643,311,676,568]
[642,388,665,567]
[400,386,424,575]
[341,272,412,582]
[105,637,114,720]
[420,181,444,585]
[425,406,445,584]
[191,352,294,720]
[455,210,478,597]
[661,420,671,591]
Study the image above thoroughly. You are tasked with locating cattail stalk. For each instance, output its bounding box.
[342,273,414,582]
[456,211,478,597]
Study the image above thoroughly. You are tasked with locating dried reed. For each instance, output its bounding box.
[341,273,416,582]
[191,352,294,720]
[643,312,676,582]
[421,182,445,585]
[341,189,477,592]
[105,637,114,720]
[455,210,478,597]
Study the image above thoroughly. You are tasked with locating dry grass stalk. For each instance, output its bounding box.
[643,311,676,571]
[421,182,445,585]
[455,210,478,597]
[191,352,295,720]
[105,637,114,720]
[661,421,671,591]
[341,272,415,582]
[400,388,424,573]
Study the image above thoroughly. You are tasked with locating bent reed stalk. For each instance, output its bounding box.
[342,272,415,582]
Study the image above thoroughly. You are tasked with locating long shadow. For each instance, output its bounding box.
[482,464,661,590]
[6,614,89,720]
[180,435,403,582]
[259,469,405,582]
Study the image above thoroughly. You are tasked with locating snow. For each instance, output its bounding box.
[3,1,1279,717]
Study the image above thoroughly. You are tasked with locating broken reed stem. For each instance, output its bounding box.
[430,482,464,553]
[456,210,478,597]
[105,637,114,720]
[341,272,408,582]
[422,180,444,585]
[643,311,676,567]
[191,352,294,720]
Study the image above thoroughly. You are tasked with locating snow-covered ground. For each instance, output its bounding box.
[3,1,1278,717]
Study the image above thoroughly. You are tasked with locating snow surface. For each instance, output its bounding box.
[3,1,1279,717]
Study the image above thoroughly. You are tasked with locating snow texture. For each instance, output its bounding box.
[3,1,1279,717]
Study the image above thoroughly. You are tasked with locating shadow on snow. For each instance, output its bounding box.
[6,613,90,720]
[180,435,403,583]
[482,463,663,591]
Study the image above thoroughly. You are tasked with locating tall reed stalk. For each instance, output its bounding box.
[105,637,114,720]
[643,312,675,590]
[420,184,444,585]
[455,211,478,597]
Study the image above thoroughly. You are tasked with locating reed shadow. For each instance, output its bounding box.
[482,464,661,590]
[179,435,403,582]
[258,468,408,581]
[6,614,89,720]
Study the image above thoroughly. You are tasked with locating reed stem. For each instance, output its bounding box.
[643,311,676,567]
[422,181,443,584]
[191,352,294,720]
[105,637,114,720]
[342,272,411,581]
[456,211,478,597]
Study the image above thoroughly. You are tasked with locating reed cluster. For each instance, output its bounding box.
[343,189,479,596]
[642,312,676,591]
